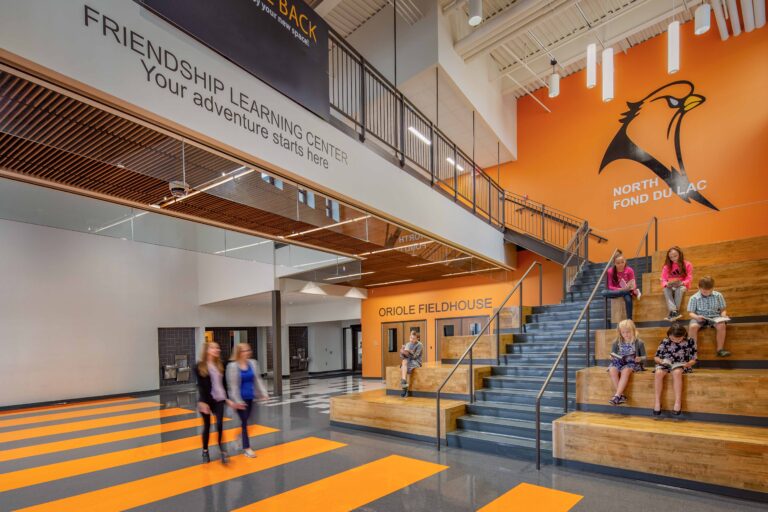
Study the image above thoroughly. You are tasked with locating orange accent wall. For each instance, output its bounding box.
[360,251,562,377]
[500,24,768,262]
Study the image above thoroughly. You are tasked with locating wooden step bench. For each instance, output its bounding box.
[633,286,766,322]
[575,366,768,424]
[385,362,491,399]
[594,323,768,367]
[498,306,532,330]
[553,411,768,501]
[441,334,513,363]
[641,259,768,294]
[650,236,768,271]
[330,389,465,441]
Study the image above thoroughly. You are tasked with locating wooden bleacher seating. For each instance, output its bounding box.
[384,362,491,398]
[440,333,513,362]
[330,389,465,441]
[595,324,768,365]
[554,236,768,501]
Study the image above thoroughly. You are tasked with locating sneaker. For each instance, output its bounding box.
[609,395,621,406]
[220,450,228,465]
[400,387,408,398]
[244,448,257,458]
[716,349,731,357]
[201,450,210,464]
[618,395,628,404]
[669,311,682,321]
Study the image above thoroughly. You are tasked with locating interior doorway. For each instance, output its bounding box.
[434,315,489,362]
[381,320,427,374]
[288,326,309,376]
[342,324,363,374]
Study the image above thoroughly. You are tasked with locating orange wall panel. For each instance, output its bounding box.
[360,251,562,377]
[499,24,768,262]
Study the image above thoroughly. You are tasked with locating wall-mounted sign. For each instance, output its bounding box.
[600,80,718,212]
[138,0,330,120]
[378,298,493,317]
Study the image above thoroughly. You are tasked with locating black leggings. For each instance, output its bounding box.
[201,400,225,451]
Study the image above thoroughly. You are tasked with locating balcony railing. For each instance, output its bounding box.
[328,32,505,229]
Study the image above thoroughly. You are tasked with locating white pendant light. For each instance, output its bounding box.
[726,0,742,36]
[694,3,711,34]
[468,0,483,26]
[601,47,614,103]
[741,0,756,31]
[712,0,730,40]
[668,20,680,74]
[756,0,766,29]
[586,43,597,89]
[548,59,560,98]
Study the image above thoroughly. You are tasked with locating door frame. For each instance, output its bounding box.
[434,315,490,362]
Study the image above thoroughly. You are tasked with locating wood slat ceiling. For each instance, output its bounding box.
[0,70,503,287]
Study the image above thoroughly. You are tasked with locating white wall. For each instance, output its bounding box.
[306,322,344,373]
[0,218,289,406]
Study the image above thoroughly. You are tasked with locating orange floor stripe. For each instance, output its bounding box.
[234,454,448,512]
[0,408,191,444]
[0,402,159,428]
[477,483,583,512]
[0,398,134,418]
[0,417,212,463]
[1,424,277,492]
[17,437,346,512]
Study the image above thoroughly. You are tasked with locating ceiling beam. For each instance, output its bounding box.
[315,0,345,16]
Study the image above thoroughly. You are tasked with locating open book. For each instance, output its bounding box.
[702,315,730,324]
[610,352,636,363]
[655,361,687,371]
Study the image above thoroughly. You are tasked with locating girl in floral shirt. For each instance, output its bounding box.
[653,323,697,417]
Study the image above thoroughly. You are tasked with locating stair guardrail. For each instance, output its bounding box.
[562,221,590,298]
[436,261,543,450]
[603,217,659,328]
[534,248,620,470]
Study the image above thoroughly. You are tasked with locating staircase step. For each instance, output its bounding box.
[467,401,564,422]
[447,429,552,460]
[456,414,553,440]
[484,375,575,391]
[476,387,576,407]
[492,365,579,378]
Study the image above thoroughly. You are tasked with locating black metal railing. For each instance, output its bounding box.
[603,217,659,328]
[562,221,590,297]
[435,261,543,448]
[328,33,505,229]
[533,248,619,469]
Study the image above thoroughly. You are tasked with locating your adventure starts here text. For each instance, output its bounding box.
[83,5,348,170]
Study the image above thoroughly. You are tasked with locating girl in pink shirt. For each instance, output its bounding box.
[601,254,640,320]
[660,246,694,321]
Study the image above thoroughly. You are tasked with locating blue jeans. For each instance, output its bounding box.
[236,399,254,449]
[602,289,633,320]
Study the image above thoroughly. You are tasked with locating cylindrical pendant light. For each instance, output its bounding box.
[548,59,560,98]
[741,0,756,31]
[668,20,680,74]
[726,0,742,36]
[756,0,766,29]
[586,43,597,89]
[694,4,711,34]
[468,0,483,26]
[712,0,730,40]
[602,47,614,102]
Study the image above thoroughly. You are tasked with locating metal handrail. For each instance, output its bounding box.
[435,261,543,449]
[534,248,619,469]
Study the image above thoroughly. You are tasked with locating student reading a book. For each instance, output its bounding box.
[601,254,641,321]
[399,330,423,398]
[660,246,694,322]
[607,319,646,406]
[687,276,731,357]
[653,323,698,416]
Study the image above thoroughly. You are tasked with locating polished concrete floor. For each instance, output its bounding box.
[0,376,764,511]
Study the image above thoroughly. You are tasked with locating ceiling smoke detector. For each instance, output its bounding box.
[169,180,190,198]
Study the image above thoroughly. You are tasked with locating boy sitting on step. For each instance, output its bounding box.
[399,330,423,398]
[687,276,731,358]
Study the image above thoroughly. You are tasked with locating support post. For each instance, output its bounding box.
[359,60,366,142]
[271,290,283,397]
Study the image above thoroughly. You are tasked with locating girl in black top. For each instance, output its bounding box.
[653,323,697,416]
[195,341,233,463]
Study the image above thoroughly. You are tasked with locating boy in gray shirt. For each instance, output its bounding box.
[399,330,423,397]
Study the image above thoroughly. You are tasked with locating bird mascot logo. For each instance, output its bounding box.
[599,80,718,211]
